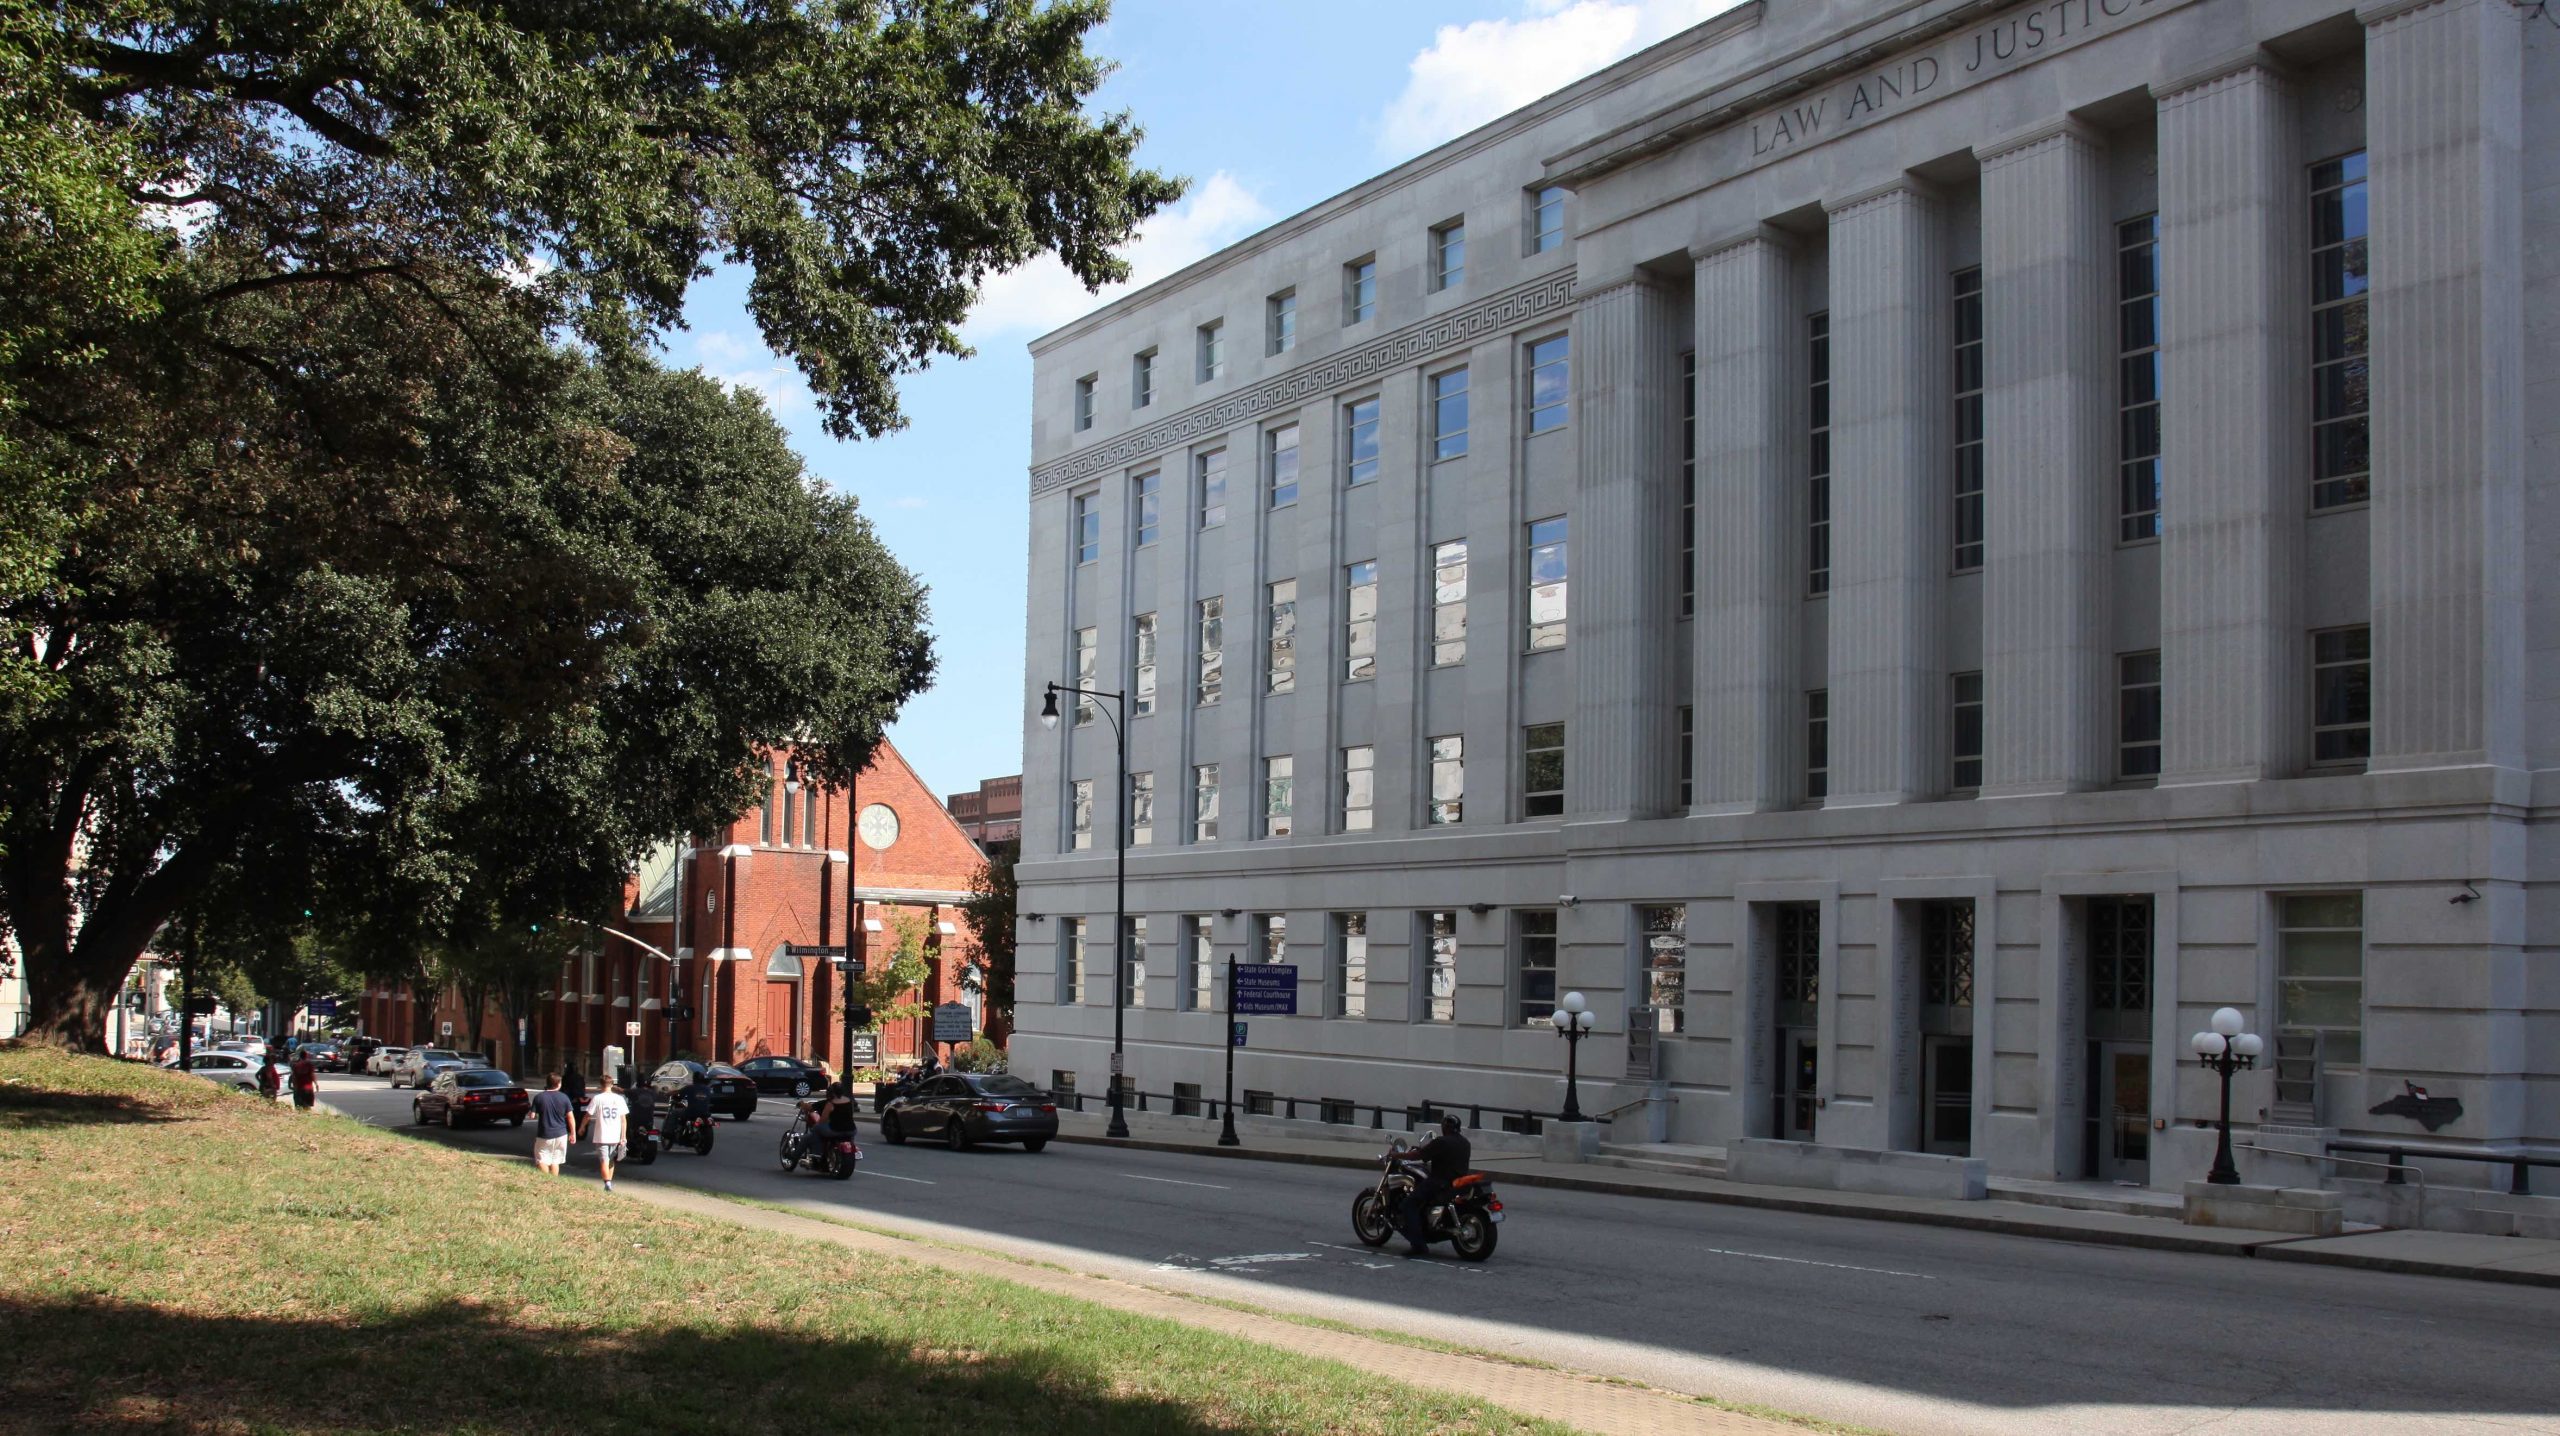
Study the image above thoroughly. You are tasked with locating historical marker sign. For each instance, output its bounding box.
[931,1001,975,1042]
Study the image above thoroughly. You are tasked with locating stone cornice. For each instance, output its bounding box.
[1029,269,1579,499]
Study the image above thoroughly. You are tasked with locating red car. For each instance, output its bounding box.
[413,1068,530,1129]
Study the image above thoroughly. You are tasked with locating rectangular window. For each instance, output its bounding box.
[1257,913,1288,966]
[1431,219,1466,292]
[1428,735,1463,826]
[1526,515,1568,652]
[1952,266,1985,572]
[1421,911,1457,1022]
[1950,671,1984,792]
[1131,612,1157,717]
[1192,763,1220,842]
[1188,917,1216,1010]
[1264,578,1297,694]
[1526,334,1570,434]
[803,784,817,848]
[1345,258,1376,324]
[1266,423,1299,509]
[781,774,797,848]
[2088,896,2150,1014]
[1073,627,1097,727]
[2311,152,2370,510]
[1333,913,1368,1018]
[1132,348,1156,410]
[1341,745,1374,832]
[1196,448,1227,530]
[1527,185,1565,254]
[1431,539,1468,666]
[2279,893,2363,1066]
[1263,754,1293,838]
[1806,689,1829,803]
[1524,722,1566,818]
[1195,597,1223,707]
[1197,320,1225,383]
[2118,651,2162,779]
[1680,347,1697,617]
[1922,901,1975,1008]
[759,760,776,845]
[1677,705,1693,809]
[1073,374,1096,432]
[2117,215,2162,541]
[1072,492,1100,565]
[1343,397,1380,486]
[1267,289,1296,355]
[1129,771,1154,847]
[1064,917,1086,1005]
[1123,916,1148,1007]
[1343,560,1377,682]
[1775,903,1819,1004]
[1808,312,1832,595]
[1638,905,1687,1034]
[1069,779,1092,851]
[1132,471,1160,548]
[1430,367,1469,461]
[2312,625,2371,765]
[1515,910,1558,1027]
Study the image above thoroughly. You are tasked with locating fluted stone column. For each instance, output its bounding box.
[2153,56,2306,784]
[1823,181,1946,807]
[1569,272,1687,819]
[2360,0,2524,773]
[1691,229,1799,814]
[1978,120,2112,796]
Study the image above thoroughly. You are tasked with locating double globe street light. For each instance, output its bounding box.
[1550,990,1597,1123]
[2191,1005,2264,1186]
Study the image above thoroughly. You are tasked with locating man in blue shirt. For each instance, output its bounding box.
[530,1071,578,1175]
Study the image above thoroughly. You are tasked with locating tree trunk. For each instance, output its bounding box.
[24,933,121,1052]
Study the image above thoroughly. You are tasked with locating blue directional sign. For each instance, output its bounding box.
[1232,963,1299,1015]
[1231,1021,1248,1048]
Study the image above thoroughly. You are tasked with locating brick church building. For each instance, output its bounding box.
[361,740,994,1078]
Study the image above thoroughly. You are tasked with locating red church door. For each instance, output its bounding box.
[759,981,797,1058]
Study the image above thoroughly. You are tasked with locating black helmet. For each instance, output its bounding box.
[1440,1113,1462,1134]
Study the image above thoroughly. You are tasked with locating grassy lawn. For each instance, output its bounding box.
[0,1046,1572,1436]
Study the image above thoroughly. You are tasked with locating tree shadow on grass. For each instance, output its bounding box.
[0,1296,1478,1436]
[0,1087,191,1131]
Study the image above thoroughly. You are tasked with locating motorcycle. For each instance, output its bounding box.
[779,1117,860,1180]
[1349,1138,1502,1261]
[664,1107,718,1156]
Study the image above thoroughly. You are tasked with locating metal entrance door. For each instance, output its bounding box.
[2095,1041,2151,1183]
[1775,1027,1818,1140]
[1922,1035,1973,1156]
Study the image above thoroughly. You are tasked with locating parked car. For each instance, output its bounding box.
[736,1055,829,1098]
[412,1053,490,1089]
[880,1072,1058,1152]
[297,1041,348,1072]
[413,1069,530,1129]
[366,1045,412,1077]
[391,1048,461,1088]
[178,1052,263,1089]
[648,1060,759,1120]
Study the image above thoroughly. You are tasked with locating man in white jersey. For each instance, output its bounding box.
[585,1071,632,1193]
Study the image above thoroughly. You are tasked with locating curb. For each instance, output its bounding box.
[2248,1241,2560,1290]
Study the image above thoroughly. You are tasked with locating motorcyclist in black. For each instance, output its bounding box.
[1397,1114,1472,1256]
[675,1068,714,1137]
[624,1069,659,1143]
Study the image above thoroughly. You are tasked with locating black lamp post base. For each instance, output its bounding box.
[1106,1097,1130,1140]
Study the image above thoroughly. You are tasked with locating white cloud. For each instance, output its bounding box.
[967,171,1274,339]
[691,329,809,416]
[1375,0,1747,160]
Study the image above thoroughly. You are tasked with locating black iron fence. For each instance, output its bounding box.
[2329,1139,2557,1196]
[1055,1086,1591,1136]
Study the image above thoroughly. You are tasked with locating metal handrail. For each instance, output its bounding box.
[2238,1139,2427,1225]
[1590,1092,1676,1122]
[2327,1138,2557,1197]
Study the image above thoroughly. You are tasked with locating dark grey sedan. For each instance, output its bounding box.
[880,1073,1057,1152]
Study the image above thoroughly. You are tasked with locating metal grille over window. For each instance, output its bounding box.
[1526,516,1568,652]
[2312,626,2371,765]
[1921,902,1974,1008]
[1808,313,1832,595]
[1523,722,1565,818]
[1951,267,1985,572]
[1431,539,1468,666]
[1423,911,1458,1022]
[2310,152,2369,510]
[1428,735,1463,826]
[1639,905,1686,1034]
[2117,215,2162,541]
[1776,903,1819,1004]
[1264,579,1296,694]
[1515,911,1558,1027]
[2087,897,2152,1014]
[1194,596,1223,707]
[1343,561,1378,681]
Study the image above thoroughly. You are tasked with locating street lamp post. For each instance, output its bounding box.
[2190,1005,2263,1186]
[1040,680,1131,1140]
[1549,990,1596,1123]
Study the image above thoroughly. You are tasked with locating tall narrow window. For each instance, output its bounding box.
[1526,516,1568,651]
[802,782,818,848]
[1680,347,1697,616]
[1345,258,1376,324]
[1192,763,1220,842]
[1952,266,1985,572]
[1527,185,1565,254]
[1266,423,1299,509]
[1421,911,1458,1022]
[2279,893,2363,1066]
[1131,471,1160,548]
[1334,913,1368,1019]
[1341,745,1374,832]
[1526,335,1570,434]
[2312,625,2371,765]
[1069,779,1093,851]
[2310,152,2370,510]
[1430,368,1469,460]
[1343,398,1380,486]
[2117,651,2161,779]
[1073,627,1097,727]
[2117,215,2162,541]
[1131,612,1158,717]
[1267,289,1296,355]
[1197,320,1225,382]
[1073,375,1096,432]
[1638,905,1687,1034]
[1515,911,1558,1027]
[1129,771,1154,847]
[1195,597,1224,707]
[1431,539,1468,666]
[1343,561,1377,682]
[1132,348,1155,410]
[1064,917,1086,1004]
[1806,690,1830,803]
[1950,671,1984,792]
[1808,312,1832,595]
[1123,917,1148,1007]
[1196,448,1228,530]
[1258,913,1288,966]
[2089,896,2151,1017]
[1922,901,1975,1009]
[1264,755,1293,838]
[1428,735,1463,826]
[1072,492,1099,565]
[1677,705,1693,809]
[781,773,798,848]
[1524,722,1566,818]
[1264,579,1296,694]
[1431,219,1466,292]
[1189,918,1216,1009]
[1775,903,1819,1004]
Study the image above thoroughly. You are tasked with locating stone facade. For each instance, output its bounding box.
[1012,0,2556,1191]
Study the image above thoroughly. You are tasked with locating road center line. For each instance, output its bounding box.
[1124,1173,1232,1190]
[1696,1246,1933,1278]
[862,1171,936,1185]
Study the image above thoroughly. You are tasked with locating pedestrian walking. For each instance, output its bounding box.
[560,1060,587,1112]
[586,1073,630,1193]
[530,1072,578,1175]
[256,1048,284,1103]
[288,1050,318,1111]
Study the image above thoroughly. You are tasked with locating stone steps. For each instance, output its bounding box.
[1588,1142,1728,1179]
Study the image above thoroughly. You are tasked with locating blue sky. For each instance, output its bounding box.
[671,0,1742,802]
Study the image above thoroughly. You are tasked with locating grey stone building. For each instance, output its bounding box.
[1010,0,2554,1193]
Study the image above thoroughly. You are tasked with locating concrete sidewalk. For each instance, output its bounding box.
[944,1108,2560,1290]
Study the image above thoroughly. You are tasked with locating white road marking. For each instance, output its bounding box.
[862,1171,936,1185]
[1695,1246,1933,1278]
[1124,1173,1232,1191]
[1211,1252,1316,1268]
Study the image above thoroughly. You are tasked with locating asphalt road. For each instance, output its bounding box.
[318,1077,2560,1436]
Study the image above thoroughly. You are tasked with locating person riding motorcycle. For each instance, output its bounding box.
[797,1080,857,1138]
[671,1068,714,1139]
[1398,1114,1472,1256]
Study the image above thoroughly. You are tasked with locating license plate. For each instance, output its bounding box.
[1488,1210,1504,1223]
